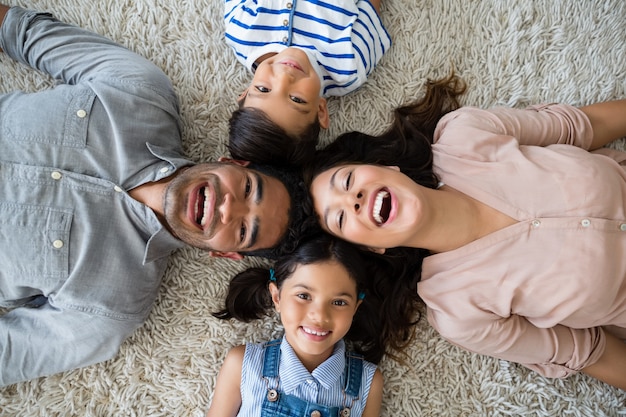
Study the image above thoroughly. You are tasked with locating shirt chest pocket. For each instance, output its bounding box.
[0,203,71,285]
[1,85,95,148]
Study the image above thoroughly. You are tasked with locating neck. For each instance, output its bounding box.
[409,186,487,253]
[128,176,173,219]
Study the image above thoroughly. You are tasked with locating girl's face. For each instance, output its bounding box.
[310,164,425,250]
[270,260,361,371]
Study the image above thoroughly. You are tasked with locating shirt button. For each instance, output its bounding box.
[282,37,288,43]
[531,219,541,228]
[283,19,289,26]
[52,240,64,249]
[76,109,87,118]
[286,2,292,8]
[311,411,321,417]
[620,224,626,232]
[51,171,62,180]
[160,167,170,173]
[581,219,591,227]
[113,185,123,193]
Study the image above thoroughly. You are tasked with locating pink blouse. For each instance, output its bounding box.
[419,104,626,378]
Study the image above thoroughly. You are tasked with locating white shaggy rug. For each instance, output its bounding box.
[1,0,626,415]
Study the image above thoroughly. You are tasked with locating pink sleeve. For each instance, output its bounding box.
[427,308,606,378]
[434,104,594,149]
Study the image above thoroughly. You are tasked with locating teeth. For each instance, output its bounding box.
[372,190,389,224]
[302,327,329,336]
[200,188,209,226]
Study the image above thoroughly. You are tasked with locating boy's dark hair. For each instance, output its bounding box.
[213,233,423,364]
[228,106,320,167]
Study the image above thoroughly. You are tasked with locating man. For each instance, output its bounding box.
[0,4,311,386]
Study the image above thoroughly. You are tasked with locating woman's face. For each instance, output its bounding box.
[310,164,425,250]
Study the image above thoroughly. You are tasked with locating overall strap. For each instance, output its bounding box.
[343,351,364,398]
[261,338,282,378]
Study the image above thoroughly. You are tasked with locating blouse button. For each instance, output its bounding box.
[340,408,351,417]
[286,2,292,8]
[51,171,62,180]
[311,411,322,417]
[52,240,64,249]
[531,219,541,228]
[76,109,87,118]
[620,223,626,232]
[581,219,591,227]
[283,19,289,26]
[282,36,288,43]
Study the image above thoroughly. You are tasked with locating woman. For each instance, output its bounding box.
[305,73,626,390]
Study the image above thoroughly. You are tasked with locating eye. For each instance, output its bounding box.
[239,224,246,243]
[290,96,306,104]
[344,171,352,191]
[337,210,345,230]
[332,299,348,306]
[296,293,311,301]
[255,86,270,93]
[244,177,251,198]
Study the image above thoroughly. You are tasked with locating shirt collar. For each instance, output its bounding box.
[279,336,346,393]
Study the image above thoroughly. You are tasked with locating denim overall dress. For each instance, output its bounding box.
[260,339,364,417]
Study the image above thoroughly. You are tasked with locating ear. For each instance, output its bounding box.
[317,97,330,129]
[363,246,386,255]
[269,282,281,313]
[388,165,400,172]
[237,89,248,104]
[208,250,245,261]
[217,156,251,167]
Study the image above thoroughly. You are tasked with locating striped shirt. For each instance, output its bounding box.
[224,0,392,97]
[238,337,376,416]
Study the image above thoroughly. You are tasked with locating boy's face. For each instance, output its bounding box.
[240,47,329,136]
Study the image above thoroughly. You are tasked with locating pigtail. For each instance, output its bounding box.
[212,267,273,322]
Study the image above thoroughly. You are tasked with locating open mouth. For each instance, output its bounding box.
[302,326,330,337]
[372,189,391,226]
[194,186,209,227]
[279,59,303,72]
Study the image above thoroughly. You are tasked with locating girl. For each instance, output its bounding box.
[207,234,418,416]
[306,74,626,390]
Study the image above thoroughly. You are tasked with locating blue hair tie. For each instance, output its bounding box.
[358,291,365,300]
[269,268,276,282]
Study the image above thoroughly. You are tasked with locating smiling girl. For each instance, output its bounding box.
[207,233,421,416]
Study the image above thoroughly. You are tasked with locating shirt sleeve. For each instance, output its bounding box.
[0,6,175,98]
[427,308,607,378]
[434,104,594,150]
[0,302,142,386]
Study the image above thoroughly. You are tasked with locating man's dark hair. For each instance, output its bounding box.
[243,162,320,259]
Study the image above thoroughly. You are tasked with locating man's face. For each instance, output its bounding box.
[163,160,291,259]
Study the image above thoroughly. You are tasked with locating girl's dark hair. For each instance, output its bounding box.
[213,233,422,364]
[228,106,320,167]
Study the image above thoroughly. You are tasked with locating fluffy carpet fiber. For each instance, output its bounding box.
[1,0,625,415]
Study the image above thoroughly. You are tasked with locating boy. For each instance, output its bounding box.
[224,0,390,165]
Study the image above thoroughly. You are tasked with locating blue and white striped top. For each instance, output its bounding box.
[237,337,377,416]
[224,0,392,97]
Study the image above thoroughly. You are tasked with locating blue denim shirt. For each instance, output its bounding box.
[0,7,192,386]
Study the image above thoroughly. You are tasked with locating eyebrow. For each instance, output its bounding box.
[322,168,340,230]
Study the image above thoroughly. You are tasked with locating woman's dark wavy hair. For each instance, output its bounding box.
[213,233,422,364]
[228,106,320,167]
[299,73,467,353]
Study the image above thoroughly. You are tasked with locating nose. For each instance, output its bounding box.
[219,193,247,224]
[308,302,330,324]
[344,191,363,213]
